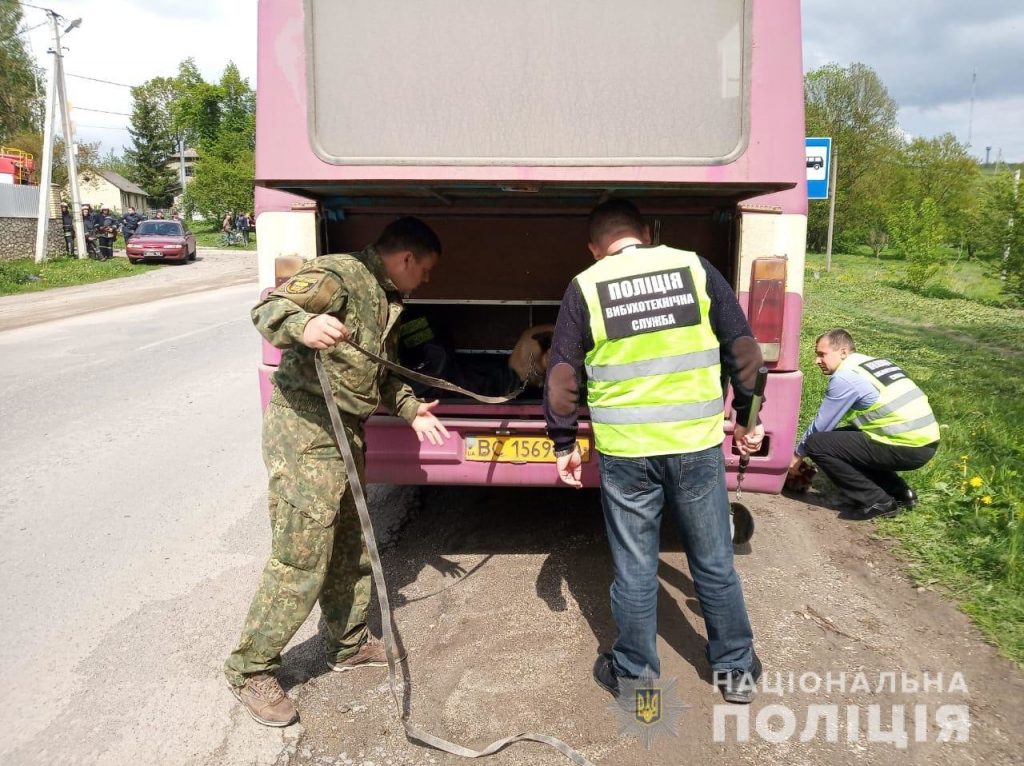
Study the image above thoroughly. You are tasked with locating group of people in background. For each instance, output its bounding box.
[59,203,184,259]
[222,211,254,244]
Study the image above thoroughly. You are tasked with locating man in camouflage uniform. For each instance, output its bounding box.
[225,217,449,727]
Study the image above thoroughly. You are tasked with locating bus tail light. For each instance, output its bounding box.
[274,255,305,287]
[747,256,787,363]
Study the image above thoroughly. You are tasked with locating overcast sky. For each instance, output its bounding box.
[21,0,1024,162]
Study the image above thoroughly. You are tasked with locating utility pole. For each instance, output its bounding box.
[825,146,838,273]
[33,13,59,264]
[54,17,88,259]
[179,136,186,194]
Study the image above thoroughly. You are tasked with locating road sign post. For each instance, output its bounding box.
[805,137,832,200]
[806,137,834,271]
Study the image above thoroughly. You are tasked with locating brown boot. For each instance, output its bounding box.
[230,673,298,727]
[328,637,406,672]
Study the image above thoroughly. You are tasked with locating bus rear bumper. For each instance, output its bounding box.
[259,365,802,493]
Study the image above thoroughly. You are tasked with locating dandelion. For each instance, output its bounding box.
[969,476,983,488]
[981,496,993,505]
[960,455,969,461]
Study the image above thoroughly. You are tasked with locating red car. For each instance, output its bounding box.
[126,220,197,264]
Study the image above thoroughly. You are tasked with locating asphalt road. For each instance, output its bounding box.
[0,259,415,765]
[1,259,1022,766]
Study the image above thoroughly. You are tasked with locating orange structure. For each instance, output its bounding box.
[0,146,36,185]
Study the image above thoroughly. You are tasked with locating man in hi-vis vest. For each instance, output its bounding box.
[544,199,766,704]
[791,328,940,518]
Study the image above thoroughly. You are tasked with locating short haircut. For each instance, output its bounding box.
[588,198,646,246]
[816,328,856,352]
[375,216,442,260]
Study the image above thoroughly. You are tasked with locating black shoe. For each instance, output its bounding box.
[715,651,762,704]
[859,497,903,519]
[593,654,621,698]
[895,487,918,508]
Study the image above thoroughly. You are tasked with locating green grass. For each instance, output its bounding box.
[191,222,257,251]
[0,255,161,297]
[801,250,1024,666]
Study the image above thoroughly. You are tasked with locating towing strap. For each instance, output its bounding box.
[314,353,594,765]
[341,338,529,404]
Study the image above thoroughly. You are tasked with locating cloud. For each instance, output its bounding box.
[900,95,1024,163]
[803,0,1024,159]
[19,1,1023,161]
[22,0,256,154]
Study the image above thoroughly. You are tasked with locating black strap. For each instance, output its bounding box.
[342,338,529,404]
[314,354,594,765]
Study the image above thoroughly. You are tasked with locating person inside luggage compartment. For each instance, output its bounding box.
[398,311,555,399]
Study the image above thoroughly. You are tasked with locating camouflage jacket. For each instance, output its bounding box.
[252,247,421,425]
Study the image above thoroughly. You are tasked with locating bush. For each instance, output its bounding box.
[887,198,947,289]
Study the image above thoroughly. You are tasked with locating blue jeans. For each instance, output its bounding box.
[598,446,754,678]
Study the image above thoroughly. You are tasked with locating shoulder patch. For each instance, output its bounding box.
[286,277,318,294]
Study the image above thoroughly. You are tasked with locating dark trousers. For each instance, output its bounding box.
[805,427,937,507]
[63,229,75,255]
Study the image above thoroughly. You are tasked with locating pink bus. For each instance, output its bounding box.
[254,0,806,493]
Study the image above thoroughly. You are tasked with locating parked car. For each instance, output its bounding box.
[126,220,197,264]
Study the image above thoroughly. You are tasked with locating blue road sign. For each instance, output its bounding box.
[806,137,832,200]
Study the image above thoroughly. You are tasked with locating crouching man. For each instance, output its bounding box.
[792,328,940,518]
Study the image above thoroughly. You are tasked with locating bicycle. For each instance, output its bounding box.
[219,229,245,247]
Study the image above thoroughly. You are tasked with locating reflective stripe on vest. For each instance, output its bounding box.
[839,353,940,447]
[585,347,720,382]
[576,245,723,457]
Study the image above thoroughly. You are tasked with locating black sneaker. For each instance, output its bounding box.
[593,654,621,698]
[715,651,762,704]
[859,497,903,519]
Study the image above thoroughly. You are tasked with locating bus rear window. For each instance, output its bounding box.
[305,0,749,166]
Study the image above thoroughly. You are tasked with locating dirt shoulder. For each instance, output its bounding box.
[0,250,256,332]
[272,487,1024,766]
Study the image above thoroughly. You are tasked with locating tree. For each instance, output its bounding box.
[182,150,254,221]
[131,60,256,219]
[173,58,222,152]
[0,0,43,142]
[975,171,1024,301]
[217,63,255,146]
[887,198,947,290]
[98,147,136,184]
[804,63,903,250]
[181,61,255,220]
[894,133,979,249]
[124,86,177,207]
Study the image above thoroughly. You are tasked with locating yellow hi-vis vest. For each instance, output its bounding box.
[575,245,723,457]
[838,353,940,447]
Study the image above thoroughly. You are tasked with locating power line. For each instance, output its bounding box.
[16,2,55,12]
[76,124,131,131]
[17,20,49,34]
[67,73,137,89]
[74,106,131,116]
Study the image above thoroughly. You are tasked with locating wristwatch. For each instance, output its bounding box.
[553,442,577,458]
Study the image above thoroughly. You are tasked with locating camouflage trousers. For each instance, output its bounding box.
[224,398,371,688]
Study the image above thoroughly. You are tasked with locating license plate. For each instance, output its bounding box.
[464,434,591,463]
[144,250,162,258]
